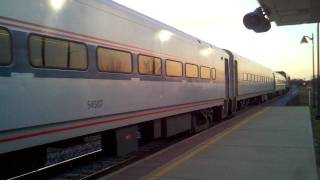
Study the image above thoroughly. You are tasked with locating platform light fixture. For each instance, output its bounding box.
[243,7,271,33]
[300,34,315,108]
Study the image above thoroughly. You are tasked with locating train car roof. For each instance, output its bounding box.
[89,0,221,50]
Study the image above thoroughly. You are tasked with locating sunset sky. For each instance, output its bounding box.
[114,0,316,79]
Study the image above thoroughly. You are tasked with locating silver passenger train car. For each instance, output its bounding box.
[0,0,289,177]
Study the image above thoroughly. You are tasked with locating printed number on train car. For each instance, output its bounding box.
[87,100,103,109]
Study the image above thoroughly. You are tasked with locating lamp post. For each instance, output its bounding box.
[317,23,320,119]
[300,34,315,107]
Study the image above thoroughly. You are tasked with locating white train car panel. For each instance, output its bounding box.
[235,54,274,100]
[0,0,227,154]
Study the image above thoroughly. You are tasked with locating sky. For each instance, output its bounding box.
[113,0,316,79]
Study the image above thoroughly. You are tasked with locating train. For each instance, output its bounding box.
[0,0,290,177]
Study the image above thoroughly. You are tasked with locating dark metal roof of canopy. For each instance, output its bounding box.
[257,0,320,25]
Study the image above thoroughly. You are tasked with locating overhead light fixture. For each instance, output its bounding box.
[243,7,271,33]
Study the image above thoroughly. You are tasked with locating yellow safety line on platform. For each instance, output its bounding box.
[148,107,269,180]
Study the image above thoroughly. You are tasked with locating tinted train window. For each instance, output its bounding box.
[69,42,87,70]
[185,64,198,78]
[166,60,183,77]
[29,35,87,70]
[138,55,161,75]
[200,66,211,79]
[0,28,11,65]
[45,38,68,68]
[97,47,132,73]
[211,68,216,80]
[29,36,43,67]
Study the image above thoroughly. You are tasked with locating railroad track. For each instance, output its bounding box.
[8,133,190,180]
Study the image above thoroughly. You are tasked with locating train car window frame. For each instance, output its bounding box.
[211,68,216,80]
[138,54,162,76]
[185,63,199,78]
[165,59,183,77]
[97,46,133,74]
[28,33,88,71]
[200,66,211,80]
[0,27,13,66]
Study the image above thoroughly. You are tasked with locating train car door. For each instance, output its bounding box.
[223,49,237,116]
[224,58,230,116]
[233,60,238,111]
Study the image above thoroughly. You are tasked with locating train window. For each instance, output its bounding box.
[0,28,12,65]
[166,60,183,77]
[248,74,252,81]
[29,35,43,67]
[185,63,198,78]
[211,68,216,80]
[243,73,247,81]
[29,35,87,70]
[97,47,132,73]
[44,38,68,68]
[138,54,161,75]
[200,66,211,79]
[69,42,87,70]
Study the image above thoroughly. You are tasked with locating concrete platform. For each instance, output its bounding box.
[106,106,318,180]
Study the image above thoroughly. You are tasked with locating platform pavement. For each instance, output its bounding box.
[145,107,317,180]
